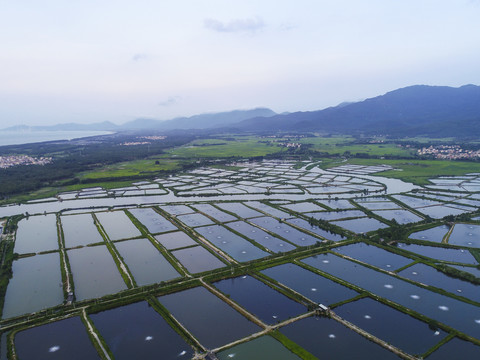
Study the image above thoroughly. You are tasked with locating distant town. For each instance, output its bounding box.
[418,145,480,160]
[0,155,52,169]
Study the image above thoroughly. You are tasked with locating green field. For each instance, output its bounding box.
[326,158,480,185]
[79,158,182,180]
[167,137,285,158]
[300,136,415,157]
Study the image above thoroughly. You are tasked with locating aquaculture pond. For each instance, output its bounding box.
[90,301,192,359]
[398,263,480,303]
[129,207,178,234]
[249,217,319,246]
[67,245,127,300]
[14,316,99,359]
[216,336,301,360]
[260,263,357,305]
[2,253,63,319]
[372,209,423,224]
[427,337,480,359]
[417,205,467,219]
[396,243,478,264]
[95,211,141,241]
[215,202,263,219]
[305,210,366,221]
[409,225,450,243]
[244,201,292,219]
[334,297,446,355]
[448,223,480,248]
[176,213,214,227]
[114,238,180,286]
[213,275,306,324]
[61,213,103,247]
[192,203,237,222]
[172,246,226,273]
[13,214,58,254]
[154,231,197,250]
[302,253,480,339]
[158,286,260,349]
[280,202,326,213]
[332,217,389,233]
[195,225,269,262]
[226,221,296,253]
[159,204,194,215]
[332,242,414,271]
[356,201,401,210]
[317,199,355,210]
[286,218,346,242]
[280,316,400,359]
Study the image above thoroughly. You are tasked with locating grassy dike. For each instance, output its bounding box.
[56,214,74,299]
[92,213,136,288]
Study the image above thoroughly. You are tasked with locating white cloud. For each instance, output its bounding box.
[158,96,181,107]
[204,17,265,33]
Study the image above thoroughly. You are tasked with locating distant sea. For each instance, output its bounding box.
[0,130,112,147]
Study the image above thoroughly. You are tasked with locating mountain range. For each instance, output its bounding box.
[4,84,480,137]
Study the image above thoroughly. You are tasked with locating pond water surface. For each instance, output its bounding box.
[172,246,226,273]
[14,316,99,359]
[334,297,446,354]
[398,263,480,303]
[249,217,320,246]
[2,253,63,319]
[397,243,477,264]
[216,336,301,360]
[261,263,357,305]
[61,213,103,247]
[158,286,260,349]
[448,223,480,248]
[90,301,192,359]
[280,316,400,359]
[114,238,180,286]
[213,275,306,324]
[14,214,58,254]
[409,225,450,243]
[68,245,127,300]
[427,337,480,359]
[332,242,414,271]
[195,225,269,262]
[154,231,197,250]
[95,211,141,241]
[129,208,178,234]
[226,221,296,253]
[302,253,480,339]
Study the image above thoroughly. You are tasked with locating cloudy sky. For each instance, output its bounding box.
[1,0,479,127]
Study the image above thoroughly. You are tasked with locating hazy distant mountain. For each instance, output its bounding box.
[2,108,276,132]
[234,84,480,137]
[121,108,276,130]
[3,121,119,132]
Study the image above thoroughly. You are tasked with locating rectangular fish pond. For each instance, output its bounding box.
[195,225,269,262]
[13,214,58,254]
[2,253,63,319]
[301,253,480,340]
[89,301,193,359]
[14,316,100,359]
[61,213,103,247]
[158,286,261,349]
[113,238,181,286]
[212,275,306,324]
[129,207,178,234]
[67,245,127,301]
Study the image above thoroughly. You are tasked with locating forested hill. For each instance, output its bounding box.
[233,84,480,137]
